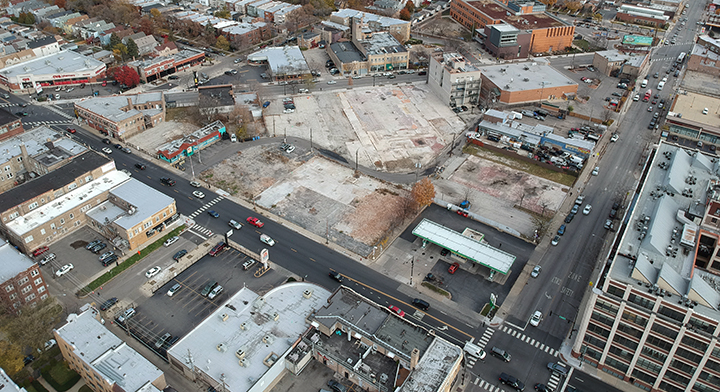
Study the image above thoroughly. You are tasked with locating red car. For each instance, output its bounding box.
[246,217,264,228]
[101,81,107,87]
[32,246,49,257]
[67,128,76,134]
[388,305,405,317]
[448,262,460,274]
[457,210,469,217]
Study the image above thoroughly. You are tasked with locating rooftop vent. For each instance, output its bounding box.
[235,349,246,360]
[217,343,227,352]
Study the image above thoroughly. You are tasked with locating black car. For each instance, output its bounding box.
[102,138,111,144]
[91,243,107,253]
[160,177,176,186]
[440,248,450,256]
[99,297,118,311]
[564,213,575,223]
[327,380,348,392]
[499,373,525,391]
[168,75,179,80]
[135,163,146,170]
[23,355,35,366]
[102,254,118,266]
[329,270,343,282]
[173,249,188,261]
[15,111,28,116]
[114,143,123,149]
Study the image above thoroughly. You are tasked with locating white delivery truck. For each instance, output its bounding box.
[641,79,648,88]
[463,342,487,359]
[658,81,665,90]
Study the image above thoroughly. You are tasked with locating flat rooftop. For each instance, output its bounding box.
[6,169,129,235]
[247,46,310,75]
[75,92,164,124]
[363,31,406,57]
[0,149,108,213]
[55,308,163,392]
[0,240,36,285]
[332,8,408,27]
[672,92,720,127]
[168,283,331,392]
[399,338,462,392]
[482,60,578,92]
[329,41,365,63]
[412,218,516,274]
[0,125,87,167]
[609,142,720,320]
[465,1,569,29]
[86,178,175,230]
[0,50,104,78]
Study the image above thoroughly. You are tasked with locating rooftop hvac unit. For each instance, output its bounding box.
[303,289,313,298]
[238,358,248,367]
[219,313,229,322]
[240,322,247,330]
[273,312,279,321]
[262,335,274,345]
[217,343,227,352]
[236,349,246,360]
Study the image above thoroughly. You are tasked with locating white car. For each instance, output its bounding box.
[591,167,599,176]
[208,285,224,299]
[583,204,592,215]
[283,108,295,114]
[610,133,619,142]
[228,220,243,230]
[192,190,205,199]
[145,266,161,278]
[55,264,74,277]
[164,236,179,247]
[327,80,337,84]
[102,147,112,154]
[260,234,275,246]
[633,94,639,101]
[43,339,57,351]
[530,311,543,327]
[190,181,201,188]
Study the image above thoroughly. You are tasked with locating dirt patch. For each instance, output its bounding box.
[338,189,408,245]
[201,146,307,198]
[415,16,468,38]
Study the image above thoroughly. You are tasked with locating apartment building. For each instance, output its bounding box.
[0,108,24,143]
[74,92,166,140]
[572,142,720,392]
[427,51,482,108]
[0,239,49,314]
[687,35,720,77]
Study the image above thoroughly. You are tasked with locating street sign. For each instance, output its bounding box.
[490,293,497,307]
[260,248,269,265]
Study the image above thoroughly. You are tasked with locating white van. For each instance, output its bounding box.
[658,81,665,90]
[230,133,237,142]
[641,79,648,88]
[463,342,487,359]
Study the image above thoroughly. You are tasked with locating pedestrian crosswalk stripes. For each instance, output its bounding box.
[188,197,225,219]
[547,372,562,390]
[188,224,213,239]
[477,327,494,348]
[500,325,559,357]
[23,120,73,126]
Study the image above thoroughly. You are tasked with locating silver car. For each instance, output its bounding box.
[531,265,541,278]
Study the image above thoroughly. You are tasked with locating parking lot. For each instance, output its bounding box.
[111,245,288,359]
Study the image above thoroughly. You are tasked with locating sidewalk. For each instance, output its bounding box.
[36,377,85,392]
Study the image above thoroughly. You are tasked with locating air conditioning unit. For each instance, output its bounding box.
[236,349,246,360]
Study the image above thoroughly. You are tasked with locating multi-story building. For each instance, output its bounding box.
[427,51,482,108]
[592,50,650,78]
[0,239,49,314]
[0,108,24,143]
[451,0,574,57]
[55,306,166,392]
[329,8,411,43]
[687,35,720,77]
[74,92,166,140]
[665,92,720,148]
[572,142,720,392]
[615,4,671,28]
[0,125,89,194]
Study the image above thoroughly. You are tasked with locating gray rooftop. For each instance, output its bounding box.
[329,41,365,63]
[399,338,463,392]
[362,31,406,57]
[0,239,37,285]
[481,60,578,92]
[86,178,175,230]
[610,142,720,319]
[168,283,331,392]
[332,8,407,27]
[595,49,647,68]
[413,219,516,274]
[0,125,87,166]
[246,46,310,75]
[75,93,163,124]
[55,308,163,392]
[0,50,104,78]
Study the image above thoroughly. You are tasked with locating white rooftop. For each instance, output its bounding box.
[86,178,175,230]
[0,125,87,165]
[55,307,163,392]
[412,218,516,274]
[481,60,578,92]
[332,8,408,27]
[0,50,104,78]
[246,46,310,75]
[610,142,720,319]
[399,338,463,392]
[6,169,128,236]
[75,93,163,125]
[168,283,331,392]
[0,239,37,285]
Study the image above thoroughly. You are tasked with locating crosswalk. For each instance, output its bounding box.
[188,196,224,219]
[188,224,213,239]
[547,370,562,391]
[23,120,74,126]
[499,324,560,357]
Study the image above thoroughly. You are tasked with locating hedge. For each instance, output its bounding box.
[77,225,185,296]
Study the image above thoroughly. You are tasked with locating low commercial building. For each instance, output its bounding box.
[572,142,720,392]
[615,4,670,28]
[55,306,166,392]
[452,0,574,57]
[74,92,166,141]
[687,35,720,77]
[198,85,235,115]
[592,50,650,78]
[428,51,482,108]
[127,49,205,83]
[0,239,49,314]
[0,50,106,93]
[479,60,578,104]
[157,120,226,164]
[0,125,89,194]
[247,46,310,82]
[665,92,720,147]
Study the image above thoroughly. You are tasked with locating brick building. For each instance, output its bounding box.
[479,60,578,104]
[451,0,574,57]
[615,4,670,28]
[687,35,720,77]
[0,240,49,314]
[74,92,166,141]
[0,109,24,143]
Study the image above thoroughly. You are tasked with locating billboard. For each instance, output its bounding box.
[622,35,653,46]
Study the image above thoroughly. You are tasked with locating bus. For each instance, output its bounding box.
[676,52,687,64]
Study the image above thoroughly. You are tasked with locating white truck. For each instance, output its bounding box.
[641,79,648,88]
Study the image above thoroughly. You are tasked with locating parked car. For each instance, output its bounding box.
[39,253,56,266]
[531,265,541,278]
[55,263,74,277]
[167,283,182,296]
[86,240,102,250]
[173,249,188,261]
[145,266,161,278]
[164,236,179,247]
[388,305,405,317]
[448,262,460,274]
[99,297,118,311]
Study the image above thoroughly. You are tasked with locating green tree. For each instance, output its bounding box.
[17,12,35,25]
[216,35,230,51]
[0,298,62,357]
[0,340,23,376]
[109,33,122,50]
[214,7,231,19]
[113,43,128,62]
[126,38,139,58]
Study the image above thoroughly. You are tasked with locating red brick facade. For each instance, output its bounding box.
[0,263,49,314]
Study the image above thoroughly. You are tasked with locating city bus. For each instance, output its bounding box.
[676,52,687,64]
